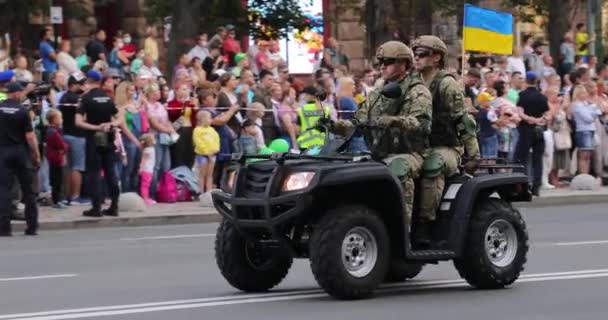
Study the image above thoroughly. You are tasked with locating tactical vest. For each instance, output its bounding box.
[429,71,460,147]
[297,103,330,149]
[367,77,429,157]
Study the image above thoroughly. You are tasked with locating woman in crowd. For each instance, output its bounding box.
[493,80,520,161]
[216,73,244,133]
[277,85,299,151]
[167,82,198,169]
[542,86,562,189]
[549,86,572,188]
[145,83,175,198]
[586,81,608,182]
[190,57,207,88]
[571,85,603,175]
[115,81,148,192]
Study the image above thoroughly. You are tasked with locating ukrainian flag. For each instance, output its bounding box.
[463,4,513,55]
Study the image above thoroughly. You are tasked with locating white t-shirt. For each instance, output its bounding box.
[57,51,80,75]
[506,56,526,76]
[141,147,155,173]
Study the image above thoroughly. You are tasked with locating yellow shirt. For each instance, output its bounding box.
[183,107,193,127]
[576,32,589,56]
[144,37,159,62]
[193,126,220,156]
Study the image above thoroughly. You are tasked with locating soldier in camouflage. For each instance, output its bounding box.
[411,35,480,245]
[335,41,432,228]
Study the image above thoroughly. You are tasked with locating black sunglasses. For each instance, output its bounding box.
[414,50,433,58]
[378,58,397,66]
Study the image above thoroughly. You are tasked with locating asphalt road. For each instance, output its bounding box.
[2,203,608,320]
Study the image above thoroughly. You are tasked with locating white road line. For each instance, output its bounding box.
[4,269,608,320]
[553,240,608,246]
[0,274,78,282]
[119,234,216,241]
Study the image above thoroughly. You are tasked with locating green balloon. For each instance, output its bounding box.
[258,147,274,155]
[269,139,290,153]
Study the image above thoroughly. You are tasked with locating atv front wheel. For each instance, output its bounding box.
[309,205,390,299]
[215,220,293,292]
[454,198,529,289]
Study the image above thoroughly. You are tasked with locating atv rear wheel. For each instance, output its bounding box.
[385,261,424,282]
[309,205,390,299]
[454,198,529,289]
[215,219,293,292]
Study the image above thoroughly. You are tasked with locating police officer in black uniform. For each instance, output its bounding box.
[0,82,41,236]
[76,70,120,217]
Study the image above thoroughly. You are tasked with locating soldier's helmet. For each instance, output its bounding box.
[376,41,414,63]
[411,35,448,61]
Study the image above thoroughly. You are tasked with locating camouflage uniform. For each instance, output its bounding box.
[412,36,480,225]
[337,41,432,225]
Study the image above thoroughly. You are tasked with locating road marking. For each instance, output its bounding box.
[0,274,78,282]
[4,269,608,320]
[119,234,216,241]
[553,240,608,247]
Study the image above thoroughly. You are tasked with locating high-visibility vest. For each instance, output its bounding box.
[296,103,330,149]
[0,92,6,102]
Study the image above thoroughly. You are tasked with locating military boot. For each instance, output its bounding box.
[413,222,432,247]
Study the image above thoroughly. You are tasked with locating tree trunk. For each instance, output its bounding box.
[168,0,206,82]
[548,0,570,66]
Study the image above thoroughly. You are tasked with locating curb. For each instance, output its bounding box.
[517,193,608,209]
[11,194,608,231]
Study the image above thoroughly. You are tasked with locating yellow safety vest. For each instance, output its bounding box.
[296,103,330,149]
[0,92,6,102]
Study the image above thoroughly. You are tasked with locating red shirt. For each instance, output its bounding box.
[45,126,68,167]
[166,99,197,125]
[255,51,270,71]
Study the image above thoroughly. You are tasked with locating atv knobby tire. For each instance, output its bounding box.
[309,205,390,299]
[385,261,424,282]
[454,198,529,289]
[215,219,293,292]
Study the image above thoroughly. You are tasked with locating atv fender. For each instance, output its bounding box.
[448,173,530,256]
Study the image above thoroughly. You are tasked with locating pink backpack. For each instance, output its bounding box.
[156,172,178,203]
[175,181,193,202]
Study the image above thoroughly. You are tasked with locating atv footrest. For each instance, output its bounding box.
[408,249,455,260]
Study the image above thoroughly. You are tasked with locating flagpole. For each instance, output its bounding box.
[461,4,466,86]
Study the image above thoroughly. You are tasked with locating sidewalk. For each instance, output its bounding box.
[10,187,608,231]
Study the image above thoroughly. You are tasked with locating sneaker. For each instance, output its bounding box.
[61,200,71,206]
[83,209,103,217]
[24,229,37,236]
[52,203,68,209]
[71,197,91,205]
[144,198,157,205]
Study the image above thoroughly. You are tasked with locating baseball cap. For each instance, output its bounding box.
[86,69,103,82]
[6,82,24,93]
[477,92,495,103]
[68,73,86,86]
[526,71,538,82]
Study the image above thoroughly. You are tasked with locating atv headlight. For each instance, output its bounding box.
[282,172,316,192]
[226,171,236,190]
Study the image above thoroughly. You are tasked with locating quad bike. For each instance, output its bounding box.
[212,84,531,299]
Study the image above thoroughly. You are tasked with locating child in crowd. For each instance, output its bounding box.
[139,133,156,205]
[45,109,68,209]
[233,120,259,155]
[193,110,220,194]
[476,92,508,158]
[245,102,266,149]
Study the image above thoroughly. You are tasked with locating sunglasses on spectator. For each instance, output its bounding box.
[414,50,433,58]
[377,58,397,66]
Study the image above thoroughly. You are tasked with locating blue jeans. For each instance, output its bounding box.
[508,128,519,163]
[38,157,51,193]
[120,139,141,192]
[151,140,171,198]
[480,135,498,158]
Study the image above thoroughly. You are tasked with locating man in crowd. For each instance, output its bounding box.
[515,71,549,196]
[575,23,595,63]
[208,26,227,53]
[411,35,480,245]
[253,70,278,142]
[507,47,526,76]
[464,68,481,112]
[0,82,40,236]
[560,32,576,78]
[188,32,209,62]
[223,25,242,67]
[138,54,162,79]
[75,70,121,217]
[507,71,525,104]
[86,29,107,64]
[526,41,545,74]
[39,27,58,82]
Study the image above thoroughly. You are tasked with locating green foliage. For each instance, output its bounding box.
[143,0,308,40]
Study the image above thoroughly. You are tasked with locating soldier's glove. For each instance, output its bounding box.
[376,116,398,128]
[463,158,480,175]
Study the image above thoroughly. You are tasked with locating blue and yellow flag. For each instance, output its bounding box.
[463,4,513,55]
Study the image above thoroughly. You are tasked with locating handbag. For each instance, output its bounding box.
[553,127,572,150]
